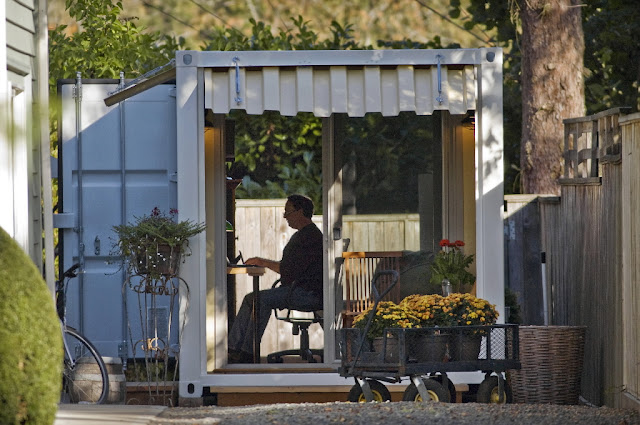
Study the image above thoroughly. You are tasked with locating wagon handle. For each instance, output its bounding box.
[348,270,399,375]
[370,270,399,303]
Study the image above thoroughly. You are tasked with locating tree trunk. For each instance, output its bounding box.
[520,0,585,195]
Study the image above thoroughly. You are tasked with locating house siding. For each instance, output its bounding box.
[2,0,52,286]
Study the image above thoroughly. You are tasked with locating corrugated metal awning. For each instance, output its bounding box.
[205,64,476,117]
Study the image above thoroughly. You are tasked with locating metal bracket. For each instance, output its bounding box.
[436,55,444,104]
[118,342,128,357]
[411,375,431,402]
[356,377,375,402]
[233,57,242,105]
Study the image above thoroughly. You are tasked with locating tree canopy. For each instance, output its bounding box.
[48,0,640,197]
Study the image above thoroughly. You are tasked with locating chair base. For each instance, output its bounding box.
[267,348,324,363]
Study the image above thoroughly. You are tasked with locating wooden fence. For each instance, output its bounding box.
[505,108,640,409]
[233,199,420,360]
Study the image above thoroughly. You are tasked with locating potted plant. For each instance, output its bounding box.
[429,239,476,293]
[400,294,451,362]
[441,292,499,361]
[352,301,419,362]
[398,293,498,362]
[112,207,206,280]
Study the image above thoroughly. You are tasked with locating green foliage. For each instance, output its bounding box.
[49,0,181,84]
[448,0,640,193]
[201,16,363,51]
[112,207,205,280]
[341,113,440,214]
[230,110,323,208]
[504,287,523,324]
[0,228,63,425]
[213,18,366,208]
[583,0,640,113]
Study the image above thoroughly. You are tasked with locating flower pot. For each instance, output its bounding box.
[407,332,448,363]
[372,337,400,363]
[135,244,181,276]
[448,333,482,361]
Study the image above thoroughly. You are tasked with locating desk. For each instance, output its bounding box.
[227,266,266,363]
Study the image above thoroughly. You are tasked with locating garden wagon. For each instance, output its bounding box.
[339,271,521,403]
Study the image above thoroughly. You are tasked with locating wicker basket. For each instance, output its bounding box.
[509,326,586,404]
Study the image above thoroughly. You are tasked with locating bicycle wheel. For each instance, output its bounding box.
[61,326,109,404]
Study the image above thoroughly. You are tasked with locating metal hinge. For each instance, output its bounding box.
[73,72,83,100]
[72,85,82,99]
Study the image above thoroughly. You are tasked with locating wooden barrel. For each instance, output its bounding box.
[71,356,125,404]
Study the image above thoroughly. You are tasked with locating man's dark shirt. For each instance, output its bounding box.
[279,222,323,295]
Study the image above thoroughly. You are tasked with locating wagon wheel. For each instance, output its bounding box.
[477,376,511,404]
[347,379,391,402]
[431,374,456,402]
[402,378,450,402]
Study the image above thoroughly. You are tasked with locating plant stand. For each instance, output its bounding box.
[123,272,188,406]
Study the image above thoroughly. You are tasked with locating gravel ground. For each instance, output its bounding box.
[151,402,640,425]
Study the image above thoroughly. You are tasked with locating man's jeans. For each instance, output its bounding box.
[228,285,323,354]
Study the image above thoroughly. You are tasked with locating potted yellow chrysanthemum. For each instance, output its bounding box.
[352,301,420,362]
[442,293,499,361]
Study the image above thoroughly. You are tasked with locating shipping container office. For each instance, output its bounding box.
[102,48,505,401]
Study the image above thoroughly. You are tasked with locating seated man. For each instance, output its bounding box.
[228,194,323,363]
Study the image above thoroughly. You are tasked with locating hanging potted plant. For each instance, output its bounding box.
[112,207,206,280]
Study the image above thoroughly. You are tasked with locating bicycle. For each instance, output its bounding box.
[57,263,109,404]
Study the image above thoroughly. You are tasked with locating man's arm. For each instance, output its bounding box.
[244,257,280,274]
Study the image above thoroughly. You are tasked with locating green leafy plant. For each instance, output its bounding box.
[429,239,476,292]
[112,207,205,279]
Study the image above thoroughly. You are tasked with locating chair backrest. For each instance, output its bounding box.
[341,251,403,328]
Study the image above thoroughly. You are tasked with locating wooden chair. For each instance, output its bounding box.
[341,251,403,328]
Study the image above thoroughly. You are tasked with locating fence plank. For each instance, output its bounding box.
[539,109,634,407]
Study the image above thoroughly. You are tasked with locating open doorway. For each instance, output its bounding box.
[218,110,456,367]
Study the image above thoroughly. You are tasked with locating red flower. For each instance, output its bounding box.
[439,239,450,247]
[454,240,465,247]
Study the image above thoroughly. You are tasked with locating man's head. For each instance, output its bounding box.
[286,194,314,218]
[283,194,314,229]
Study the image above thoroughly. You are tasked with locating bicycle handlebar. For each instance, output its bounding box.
[63,263,81,279]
